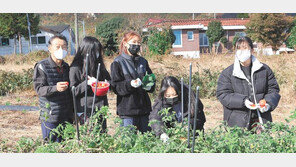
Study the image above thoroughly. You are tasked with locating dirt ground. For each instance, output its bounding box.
[1,54,296,147]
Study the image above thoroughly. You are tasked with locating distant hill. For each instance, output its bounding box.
[38,13,296,38]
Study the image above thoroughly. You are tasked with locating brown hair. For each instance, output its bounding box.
[119,31,141,55]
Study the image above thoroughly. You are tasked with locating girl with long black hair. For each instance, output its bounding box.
[149,76,206,142]
[70,36,111,130]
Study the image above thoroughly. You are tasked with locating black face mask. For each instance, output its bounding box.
[128,44,140,55]
[164,97,179,106]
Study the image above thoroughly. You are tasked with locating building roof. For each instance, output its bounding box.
[40,25,70,34]
[145,18,250,28]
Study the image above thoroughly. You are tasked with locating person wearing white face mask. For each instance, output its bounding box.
[216,36,281,132]
[33,35,73,142]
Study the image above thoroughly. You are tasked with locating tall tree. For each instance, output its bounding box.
[206,20,225,54]
[0,13,40,54]
[246,13,293,52]
[96,17,128,56]
[286,18,296,50]
[237,13,249,18]
[147,27,175,55]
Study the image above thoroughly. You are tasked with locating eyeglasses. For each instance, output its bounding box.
[52,45,68,50]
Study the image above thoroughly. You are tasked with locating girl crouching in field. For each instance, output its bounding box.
[149,76,206,142]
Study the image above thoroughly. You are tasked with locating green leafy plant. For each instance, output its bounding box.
[0,68,34,95]
[206,20,225,54]
[147,27,175,55]
[3,107,296,153]
[232,34,240,49]
[286,19,296,50]
[246,13,293,51]
[96,17,128,56]
[142,72,156,89]
[178,68,221,99]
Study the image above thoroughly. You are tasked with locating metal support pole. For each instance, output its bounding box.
[84,54,89,124]
[192,86,199,153]
[90,64,100,119]
[26,13,32,52]
[74,13,79,52]
[71,86,80,142]
[187,63,192,148]
[181,77,184,127]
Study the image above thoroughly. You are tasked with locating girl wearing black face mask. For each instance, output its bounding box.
[110,31,155,133]
[149,76,206,139]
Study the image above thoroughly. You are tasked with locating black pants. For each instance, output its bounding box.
[41,121,64,143]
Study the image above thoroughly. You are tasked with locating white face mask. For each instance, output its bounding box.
[54,47,67,60]
[236,49,251,62]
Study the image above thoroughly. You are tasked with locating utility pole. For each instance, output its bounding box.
[74,13,79,52]
[26,13,32,52]
[192,13,195,20]
[68,27,72,55]
[214,13,216,19]
[79,20,86,38]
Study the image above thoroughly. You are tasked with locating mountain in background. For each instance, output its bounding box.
[38,13,296,39]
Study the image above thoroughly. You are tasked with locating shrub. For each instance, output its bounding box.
[3,50,49,65]
[206,20,224,53]
[16,137,42,153]
[0,68,34,95]
[0,56,6,64]
[2,107,296,153]
[147,27,175,55]
[177,68,221,99]
[232,34,240,49]
[96,17,128,56]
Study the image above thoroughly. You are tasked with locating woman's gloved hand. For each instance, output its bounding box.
[131,78,142,88]
[160,133,169,143]
[244,99,257,110]
[87,76,97,86]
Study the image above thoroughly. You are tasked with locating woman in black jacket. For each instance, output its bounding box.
[70,36,111,131]
[216,36,281,132]
[110,31,155,133]
[149,76,205,142]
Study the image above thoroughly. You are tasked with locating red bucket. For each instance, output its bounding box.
[91,81,110,96]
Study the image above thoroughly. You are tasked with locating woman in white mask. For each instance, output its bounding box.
[216,36,281,133]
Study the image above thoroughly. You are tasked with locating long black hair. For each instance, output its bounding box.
[158,76,199,116]
[71,36,106,79]
[159,76,181,100]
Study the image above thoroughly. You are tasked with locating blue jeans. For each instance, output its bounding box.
[121,115,151,133]
[41,121,64,143]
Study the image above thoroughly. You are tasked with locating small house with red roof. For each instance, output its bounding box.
[144,18,250,58]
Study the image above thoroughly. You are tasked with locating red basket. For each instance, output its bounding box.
[91,81,110,96]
